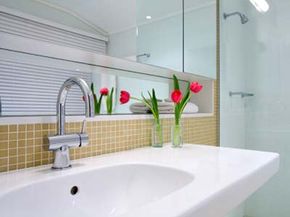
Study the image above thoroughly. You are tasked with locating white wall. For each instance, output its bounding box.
[244,1,290,217]
[220,0,248,150]
[220,0,249,216]
[222,0,290,217]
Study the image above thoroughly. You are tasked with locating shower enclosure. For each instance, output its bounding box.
[220,0,290,217]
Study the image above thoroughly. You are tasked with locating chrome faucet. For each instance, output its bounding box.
[48,77,94,169]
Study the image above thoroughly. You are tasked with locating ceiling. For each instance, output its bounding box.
[0,0,215,35]
[42,0,137,34]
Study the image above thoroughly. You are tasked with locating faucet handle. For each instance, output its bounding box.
[48,133,89,150]
[81,119,86,134]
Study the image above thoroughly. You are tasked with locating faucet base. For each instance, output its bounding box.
[52,148,71,169]
[52,165,72,170]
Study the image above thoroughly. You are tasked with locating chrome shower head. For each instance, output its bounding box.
[240,14,249,24]
[223,12,249,24]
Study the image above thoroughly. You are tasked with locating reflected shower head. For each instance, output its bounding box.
[223,12,249,24]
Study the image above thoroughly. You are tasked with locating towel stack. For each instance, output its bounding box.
[164,99,199,113]
[129,102,174,114]
[129,100,199,114]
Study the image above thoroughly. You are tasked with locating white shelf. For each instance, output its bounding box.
[0,113,214,125]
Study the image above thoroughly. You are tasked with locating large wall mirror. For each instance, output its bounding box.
[0,0,216,77]
[0,0,216,117]
[136,0,216,79]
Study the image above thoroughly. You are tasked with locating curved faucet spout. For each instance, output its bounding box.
[49,77,94,169]
[57,77,94,135]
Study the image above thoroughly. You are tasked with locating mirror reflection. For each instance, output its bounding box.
[136,0,183,71]
[0,50,193,116]
[184,0,216,78]
[0,0,216,77]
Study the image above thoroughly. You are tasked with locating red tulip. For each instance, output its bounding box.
[120,90,130,104]
[100,87,109,95]
[190,82,203,93]
[171,90,182,104]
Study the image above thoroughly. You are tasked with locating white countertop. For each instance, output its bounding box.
[0,144,279,217]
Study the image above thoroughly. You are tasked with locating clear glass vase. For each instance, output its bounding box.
[152,121,163,148]
[171,124,183,148]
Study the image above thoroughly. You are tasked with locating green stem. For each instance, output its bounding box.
[175,105,180,125]
[156,123,162,141]
[172,124,182,147]
[153,121,163,147]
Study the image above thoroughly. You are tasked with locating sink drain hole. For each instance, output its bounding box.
[70,186,79,195]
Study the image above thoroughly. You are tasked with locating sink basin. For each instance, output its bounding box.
[0,145,279,217]
[0,164,193,217]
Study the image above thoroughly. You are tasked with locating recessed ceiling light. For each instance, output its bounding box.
[249,0,269,13]
[146,15,152,20]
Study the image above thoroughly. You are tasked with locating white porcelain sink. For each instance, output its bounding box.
[0,164,193,217]
[0,145,279,217]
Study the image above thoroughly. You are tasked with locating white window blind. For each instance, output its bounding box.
[0,8,108,116]
[0,11,107,54]
[0,58,92,116]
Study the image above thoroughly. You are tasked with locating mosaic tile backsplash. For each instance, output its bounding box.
[0,116,217,172]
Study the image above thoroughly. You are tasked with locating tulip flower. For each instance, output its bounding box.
[171,90,183,104]
[119,90,130,104]
[100,87,109,96]
[90,84,114,115]
[171,75,203,125]
[190,82,203,93]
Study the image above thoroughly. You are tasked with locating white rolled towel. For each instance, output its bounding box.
[183,102,199,113]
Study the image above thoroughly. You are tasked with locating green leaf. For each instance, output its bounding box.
[173,74,180,90]
[90,83,95,94]
[93,94,99,114]
[141,92,151,107]
[141,92,158,122]
[107,87,114,114]
[152,89,158,111]
[179,83,191,114]
[106,93,110,114]
[141,89,160,124]
[151,89,159,123]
